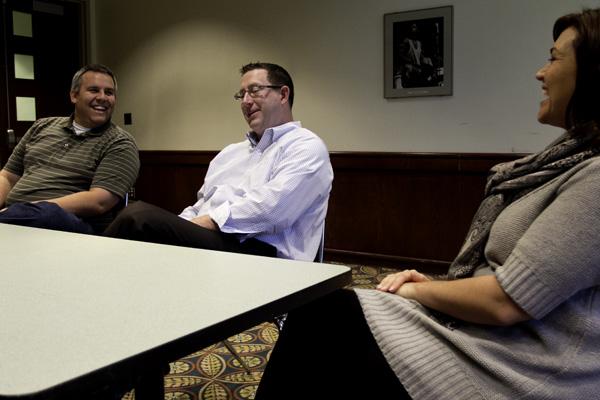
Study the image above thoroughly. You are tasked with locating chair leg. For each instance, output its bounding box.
[222,339,251,374]
[273,313,288,332]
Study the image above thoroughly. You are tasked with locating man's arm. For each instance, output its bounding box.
[45,187,120,217]
[210,136,332,234]
[0,169,21,208]
[53,133,138,218]
[377,271,530,326]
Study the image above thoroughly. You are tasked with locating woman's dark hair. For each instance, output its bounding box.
[553,8,600,128]
[240,62,295,108]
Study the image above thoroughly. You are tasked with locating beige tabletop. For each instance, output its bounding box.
[0,223,350,399]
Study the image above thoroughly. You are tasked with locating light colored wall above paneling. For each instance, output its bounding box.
[92,0,599,152]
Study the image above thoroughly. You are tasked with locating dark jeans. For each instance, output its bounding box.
[0,201,94,234]
[103,201,277,257]
[255,289,412,400]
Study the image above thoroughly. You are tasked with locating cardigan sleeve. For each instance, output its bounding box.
[494,158,600,319]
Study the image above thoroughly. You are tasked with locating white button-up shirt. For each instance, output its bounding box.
[179,121,333,260]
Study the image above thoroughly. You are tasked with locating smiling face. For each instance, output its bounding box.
[70,71,116,128]
[535,27,578,129]
[239,68,291,137]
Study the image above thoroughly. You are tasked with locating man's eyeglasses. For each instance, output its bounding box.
[233,85,283,101]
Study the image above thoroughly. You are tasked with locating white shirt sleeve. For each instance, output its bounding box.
[212,134,331,235]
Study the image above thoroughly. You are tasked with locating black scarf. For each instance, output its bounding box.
[447,122,600,280]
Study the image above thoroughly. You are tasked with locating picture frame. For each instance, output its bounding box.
[384,6,453,98]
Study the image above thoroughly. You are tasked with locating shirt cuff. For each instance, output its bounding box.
[208,202,231,230]
[178,205,198,220]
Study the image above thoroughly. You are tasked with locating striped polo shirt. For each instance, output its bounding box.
[4,116,139,229]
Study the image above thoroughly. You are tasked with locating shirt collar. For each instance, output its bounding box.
[63,114,113,137]
[246,121,301,149]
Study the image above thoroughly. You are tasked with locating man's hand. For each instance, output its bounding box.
[191,214,219,231]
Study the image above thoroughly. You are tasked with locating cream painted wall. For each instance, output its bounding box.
[93,0,600,152]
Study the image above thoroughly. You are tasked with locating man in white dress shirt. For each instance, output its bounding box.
[105,62,333,261]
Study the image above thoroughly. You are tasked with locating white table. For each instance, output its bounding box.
[0,224,351,399]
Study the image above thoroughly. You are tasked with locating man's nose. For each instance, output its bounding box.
[241,91,254,103]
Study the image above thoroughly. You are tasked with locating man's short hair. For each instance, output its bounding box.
[71,64,117,93]
[240,62,294,108]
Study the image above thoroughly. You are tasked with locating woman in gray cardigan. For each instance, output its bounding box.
[255,8,600,400]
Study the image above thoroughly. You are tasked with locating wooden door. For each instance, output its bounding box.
[0,0,85,165]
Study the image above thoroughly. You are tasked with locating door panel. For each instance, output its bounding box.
[1,0,85,166]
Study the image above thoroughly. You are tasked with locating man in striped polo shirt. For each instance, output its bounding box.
[0,64,139,234]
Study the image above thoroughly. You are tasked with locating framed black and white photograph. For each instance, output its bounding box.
[384,6,453,98]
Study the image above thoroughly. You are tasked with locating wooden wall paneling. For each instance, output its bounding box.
[135,151,216,213]
[134,151,523,273]
[324,153,522,272]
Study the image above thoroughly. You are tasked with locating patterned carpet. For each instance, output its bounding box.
[121,264,398,400]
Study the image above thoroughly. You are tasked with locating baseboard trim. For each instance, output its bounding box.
[324,248,450,275]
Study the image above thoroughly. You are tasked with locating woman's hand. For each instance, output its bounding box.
[376,269,431,299]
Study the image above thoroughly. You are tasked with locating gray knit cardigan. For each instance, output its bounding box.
[356,156,600,400]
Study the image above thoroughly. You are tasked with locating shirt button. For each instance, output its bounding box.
[64,143,69,148]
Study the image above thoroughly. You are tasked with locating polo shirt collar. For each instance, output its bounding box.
[63,115,113,137]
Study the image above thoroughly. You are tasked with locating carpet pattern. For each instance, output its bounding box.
[122,264,398,400]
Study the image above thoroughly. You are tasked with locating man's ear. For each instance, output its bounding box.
[69,90,78,105]
[279,86,290,105]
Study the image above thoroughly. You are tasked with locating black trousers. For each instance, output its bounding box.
[255,289,412,400]
[103,201,277,257]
